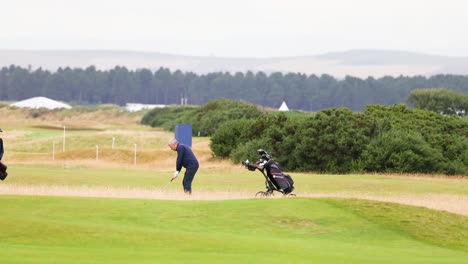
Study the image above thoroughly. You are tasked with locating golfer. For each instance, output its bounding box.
[168,138,199,194]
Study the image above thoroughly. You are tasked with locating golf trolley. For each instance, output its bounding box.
[242,149,296,197]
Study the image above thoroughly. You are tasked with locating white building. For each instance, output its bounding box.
[10,97,72,109]
[124,103,166,112]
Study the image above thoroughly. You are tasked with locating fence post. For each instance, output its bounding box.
[63,126,66,152]
[134,143,137,165]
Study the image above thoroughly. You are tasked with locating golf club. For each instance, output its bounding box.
[161,178,175,191]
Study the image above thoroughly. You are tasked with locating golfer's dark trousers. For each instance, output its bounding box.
[183,166,198,194]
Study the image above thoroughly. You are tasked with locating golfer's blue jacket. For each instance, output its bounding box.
[176,143,199,171]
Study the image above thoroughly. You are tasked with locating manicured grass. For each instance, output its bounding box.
[0,195,466,264]
[330,199,468,251]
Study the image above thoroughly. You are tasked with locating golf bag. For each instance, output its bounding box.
[242,149,295,197]
[0,160,7,181]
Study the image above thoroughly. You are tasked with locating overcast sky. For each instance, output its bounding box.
[1,0,467,58]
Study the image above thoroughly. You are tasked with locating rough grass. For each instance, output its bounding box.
[2,106,210,170]
[1,104,143,127]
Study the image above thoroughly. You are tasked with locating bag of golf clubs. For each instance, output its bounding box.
[242,149,295,197]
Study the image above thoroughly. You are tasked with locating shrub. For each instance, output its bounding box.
[360,130,445,173]
[229,138,271,164]
[193,99,263,135]
[210,119,254,157]
[292,108,371,173]
[142,99,263,135]
[141,106,198,131]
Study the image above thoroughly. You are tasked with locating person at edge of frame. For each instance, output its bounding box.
[0,128,8,181]
[0,128,4,160]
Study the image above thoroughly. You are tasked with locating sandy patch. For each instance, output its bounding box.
[0,183,254,201]
[0,184,467,216]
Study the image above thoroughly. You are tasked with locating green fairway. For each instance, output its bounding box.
[0,195,466,264]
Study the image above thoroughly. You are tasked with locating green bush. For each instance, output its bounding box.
[219,112,304,170]
[360,130,445,173]
[292,108,371,173]
[193,99,263,135]
[439,135,468,175]
[142,99,263,136]
[210,119,254,157]
[364,104,468,174]
[229,138,271,164]
[141,106,197,131]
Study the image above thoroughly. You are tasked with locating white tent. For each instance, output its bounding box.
[278,101,289,111]
[11,97,72,109]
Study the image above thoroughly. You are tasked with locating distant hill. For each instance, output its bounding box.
[1,49,468,78]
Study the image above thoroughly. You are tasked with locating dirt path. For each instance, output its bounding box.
[1,183,467,216]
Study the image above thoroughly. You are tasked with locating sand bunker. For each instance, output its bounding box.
[0,183,467,216]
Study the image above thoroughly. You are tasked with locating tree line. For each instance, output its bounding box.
[1,64,468,111]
